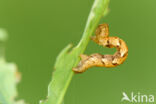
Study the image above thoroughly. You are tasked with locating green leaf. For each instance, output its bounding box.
[0,29,25,104]
[0,61,24,104]
[40,0,110,104]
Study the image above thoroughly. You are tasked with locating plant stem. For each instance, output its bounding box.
[77,0,109,52]
[40,0,110,104]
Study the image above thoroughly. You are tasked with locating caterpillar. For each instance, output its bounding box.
[72,23,128,73]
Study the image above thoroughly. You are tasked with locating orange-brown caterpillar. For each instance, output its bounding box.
[73,23,128,73]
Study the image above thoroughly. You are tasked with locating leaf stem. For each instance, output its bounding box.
[40,0,110,104]
[77,0,110,52]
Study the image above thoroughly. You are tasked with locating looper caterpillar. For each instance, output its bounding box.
[73,23,128,73]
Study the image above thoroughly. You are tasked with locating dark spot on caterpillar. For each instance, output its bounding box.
[119,40,122,46]
[101,59,105,65]
[112,62,118,66]
[107,39,109,44]
[122,51,128,57]
[106,44,111,48]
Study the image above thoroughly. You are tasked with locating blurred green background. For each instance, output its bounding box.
[0,0,156,104]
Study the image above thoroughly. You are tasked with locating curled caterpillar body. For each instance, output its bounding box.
[73,24,128,73]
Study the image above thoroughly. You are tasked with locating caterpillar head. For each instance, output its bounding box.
[95,24,109,39]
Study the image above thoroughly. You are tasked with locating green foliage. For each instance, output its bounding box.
[0,61,25,104]
[0,30,25,104]
[0,0,110,104]
[40,0,110,104]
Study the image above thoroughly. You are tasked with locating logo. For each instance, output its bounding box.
[121,92,155,103]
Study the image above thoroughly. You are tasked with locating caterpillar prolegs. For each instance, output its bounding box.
[72,24,128,73]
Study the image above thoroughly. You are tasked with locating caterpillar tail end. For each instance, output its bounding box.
[72,67,83,73]
[72,54,89,73]
[72,62,85,73]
